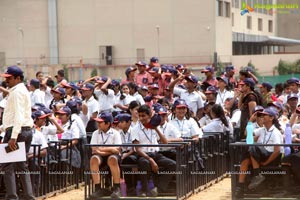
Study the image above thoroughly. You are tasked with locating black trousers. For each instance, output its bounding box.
[2,128,35,200]
[137,152,176,192]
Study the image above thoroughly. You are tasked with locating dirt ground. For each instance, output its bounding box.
[45,178,231,200]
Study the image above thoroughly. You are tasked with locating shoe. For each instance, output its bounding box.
[139,192,146,197]
[90,189,104,199]
[150,187,158,197]
[248,174,265,190]
[110,187,121,198]
[235,186,244,199]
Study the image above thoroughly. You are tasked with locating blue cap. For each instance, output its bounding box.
[185,75,198,84]
[152,103,168,114]
[150,57,159,63]
[111,79,120,86]
[71,96,82,106]
[32,110,49,120]
[238,78,255,87]
[259,82,273,91]
[217,77,229,85]
[31,103,46,111]
[173,99,188,108]
[252,105,264,113]
[95,76,108,84]
[81,83,94,91]
[116,113,132,122]
[149,67,160,74]
[1,65,24,77]
[225,65,235,72]
[135,61,147,66]
[140,85,148,91]
[40,107,52,115]
[51,87,66,95]
[125,67,137,76]
[55,106,71,115]
[176,64,185,70]
[287,77,300,85]
[149,83,159,89]
[30,79,40,86]
[267,101,283,110]
[259,107,277,117]
[149,114,162,127]
[205,86,217,94]
[201,66,214,73]
[94,111,113,123]
[287,93,298,100]
[66,100,78,108]
[160,65,168,72]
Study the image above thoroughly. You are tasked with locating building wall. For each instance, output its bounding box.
[276,0,300,52]
[0,0,49,66]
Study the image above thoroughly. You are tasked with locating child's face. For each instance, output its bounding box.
[138,112,151,125]
[118,121,131,130]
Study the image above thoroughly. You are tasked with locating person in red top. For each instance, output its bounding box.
[135,61,153,87]
[149,67,168,96]
[201,66,218,90]
[148,57,160,71]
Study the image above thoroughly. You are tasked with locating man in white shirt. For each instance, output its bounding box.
[1,65,35,199]
[29,78,45,106]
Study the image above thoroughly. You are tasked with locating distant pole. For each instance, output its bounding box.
[156,25,160,57]
[18,27,24,65]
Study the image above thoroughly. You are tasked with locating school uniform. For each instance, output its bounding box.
[230,109,241,128]
[215,89,234,108]
[71,113,87,139]
[135,72,153,87]
[169,117,203,138]
[132,92,145,105]
[199,115,211,127]
[94,88,115,112]
[202,117,233,139]
[40,124,58,142]
[29,128,48,155]
[173,87,204,114]
[132,122,176,193]
[114,94,135,112]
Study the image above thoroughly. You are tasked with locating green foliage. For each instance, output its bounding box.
[246,61,259,76]
[276,59,300,75]
[91,68,98,77]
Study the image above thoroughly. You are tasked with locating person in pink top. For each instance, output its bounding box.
[121,66,137,84]
[135,61,153,87]
[148,67,167,96]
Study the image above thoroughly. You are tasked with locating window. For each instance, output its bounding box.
[217,0,224,16]
[258,18,263,31]
[225,2,230,17]
[268,20,273,32]
[235,0,239,8]
[232,13,234,26]
[247,16,252,29]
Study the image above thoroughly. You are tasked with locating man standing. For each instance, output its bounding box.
[1,65,35,200]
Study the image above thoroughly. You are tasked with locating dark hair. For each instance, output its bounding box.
[120,83,129,100]
[239,70,249,77]
[13,74,24,81]
[127,101,140,114]
[69,105,79,115]
[46,78,55,88]
[157,98,171,108]
[275,83,283,93]
[283,83,289,89]
[211,104,228,127]
[128,82,138,93]
[138,104,152,115]
[36,71,43,78]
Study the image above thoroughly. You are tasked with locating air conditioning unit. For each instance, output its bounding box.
[99,46,113,65]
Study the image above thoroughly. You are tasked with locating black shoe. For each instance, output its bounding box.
[248,174,265,190]
[110,187,121,198]
[235,186,244,199]
[90,189,104,199]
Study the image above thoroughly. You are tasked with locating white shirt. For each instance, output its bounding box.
[173,87,204,114]
[3,83,33,139]
[216,89,234,108]
[158,122,181,151]
[202,118,233,137]
[119,127,133,152]
[133,92,145,105]
[94,89,115,112]
[199,115,211,127]
[169,117,203,138]
[29,128,48,154]
[90,128,122,145]
[114,94,136,112]
[41,124,58,142]
[83,96,98,120]
[254,125,283,153]
[230,109,241,128]
[44,86,53,109]
[71,113,87,138]
[30,89,45,106]
[61,121,80,140]
[131,122,160,152]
